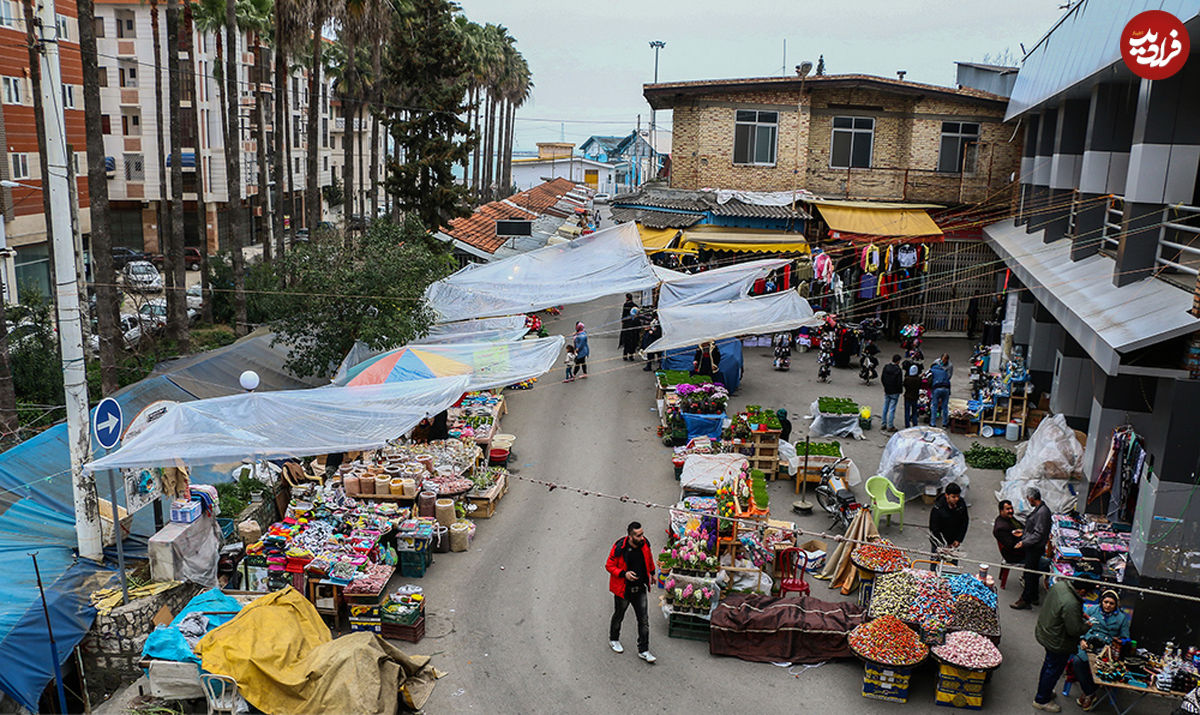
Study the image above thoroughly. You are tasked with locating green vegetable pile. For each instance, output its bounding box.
[750,469,770,510]
[964,442,1017,470]
[801,440,842,457]
[658,370,711,388]
[818,397,859,415]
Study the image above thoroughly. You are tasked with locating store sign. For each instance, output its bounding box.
[1121,10,1190,80]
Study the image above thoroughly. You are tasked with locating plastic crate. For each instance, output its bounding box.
[863,661,914,703]
[666,612,710,642]
[349,618,381,633]
[935,663,987,709]
[382,616,425,643]
[400,549,433,578]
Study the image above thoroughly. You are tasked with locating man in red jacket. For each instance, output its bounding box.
[606,521,657,663]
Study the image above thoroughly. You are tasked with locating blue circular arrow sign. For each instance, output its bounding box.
[93,397,124,450]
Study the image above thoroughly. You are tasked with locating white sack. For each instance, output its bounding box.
[680,453,749,493]
[877,427,969,499]
[1005,413,1085,482]
[647,291,819,353]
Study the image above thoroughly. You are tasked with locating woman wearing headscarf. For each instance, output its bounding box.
[691,341,721,381]
[1071,589,1131,710]
[573,322,590,378]
[620,295,640,361]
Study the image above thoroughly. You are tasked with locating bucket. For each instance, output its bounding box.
[492,433,516,450]
[359,474,376,495]
[1006,421,1022,442]
[435,498,456,527]
[449,522,470,552]
[390,478,406,496]
[489,448,509,466]
[343,475,360,496]
[399,478,418,498]
[433,524,451,553]
[417,491,438,517]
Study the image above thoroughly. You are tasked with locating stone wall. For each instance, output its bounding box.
[79,581,204,704]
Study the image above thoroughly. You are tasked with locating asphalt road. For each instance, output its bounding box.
[410,298,1164,714]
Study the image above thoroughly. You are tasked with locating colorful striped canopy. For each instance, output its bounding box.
[343,347,473,386]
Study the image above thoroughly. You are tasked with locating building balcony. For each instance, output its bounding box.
[805,165,1000,206]
[117,40,136,57]
[119,89,140,106]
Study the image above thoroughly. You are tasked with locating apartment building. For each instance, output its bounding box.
[0,0,91,301]
[329,100,390,222]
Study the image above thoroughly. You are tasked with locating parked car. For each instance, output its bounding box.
[186,282,204,310]
[593,192,612,204]
[140,298,198,328]
[111,246,147,270]
[87,313,149,354]
[148,248,203,271]
[122,261,163,293]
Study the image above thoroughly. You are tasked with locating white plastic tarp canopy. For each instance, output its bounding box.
[657,258,792,308]
[647,291,819,353]
[680,453,748,493]
[415,327,529,344]
[425,222,659,322]
[424,315,527,337]
[336,336,565,392]
[84,376,471,472]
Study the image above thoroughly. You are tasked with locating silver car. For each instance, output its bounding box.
[87,313,147,354]
[123,260,163,293]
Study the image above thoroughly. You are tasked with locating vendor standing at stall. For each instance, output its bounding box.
[993,499,1024,565]
[691,341,722,382]
[1072,589,1131,711]
[606,522,657,664]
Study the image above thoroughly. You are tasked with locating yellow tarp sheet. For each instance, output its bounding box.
[636,223,679,253]
[195,588,442,714]
[679,226,810,254]
[811,200,943,239]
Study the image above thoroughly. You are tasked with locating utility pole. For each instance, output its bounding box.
[36,0,101,560]
[648,40,665,186]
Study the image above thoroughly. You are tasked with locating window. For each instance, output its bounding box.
[119,64,137,88]
[10,153,28,180]
[830,116,874,169]
[292,77,299,110]
[115,10,134,38]
[733,110,777,166]
[98,66,108,87]
[61,84,75,109]
[123,153,144,181]
[93,16,104,37]
[293,116,301,146]
[55,13,69,41]
[323,155,328,171]
[121,110,140,136]
[322,118,328,148]
[294,157,300,173]
[2,77,23,104]
[938,121,980,174]
[101,114,112,134]
[0,0,18,28]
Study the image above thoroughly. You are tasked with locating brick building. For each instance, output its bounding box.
[645,73,1020,207]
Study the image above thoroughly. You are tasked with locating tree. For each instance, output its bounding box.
[304,0,329,231]
[77,0,121,393]
[166,0,189,349]
[384,0,474,229]
[273,0,307,258]
[242,0,274,262]
[267,218,454,377]
[182,0,213,323]
[224,0,249,334]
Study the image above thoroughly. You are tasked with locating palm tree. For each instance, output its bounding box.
[242,0,273,262]
[182,0,212,323]
[272,0,307,257]
[224,0,248,333]
[500,53,530,193]
[165,0,189,349]
[304,0,330,231]
[77,0,120,392]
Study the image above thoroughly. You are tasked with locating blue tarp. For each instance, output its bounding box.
[682,413,724,440]
[142,588,243,665]
[660,338,745,392]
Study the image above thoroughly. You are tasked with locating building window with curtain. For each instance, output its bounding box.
[830,116,874,169]
[733,110,777,166]
[938,121,980,173]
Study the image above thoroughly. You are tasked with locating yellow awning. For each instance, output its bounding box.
[636,223,680,253]
[679,226,810,254]
[811,199,943,241]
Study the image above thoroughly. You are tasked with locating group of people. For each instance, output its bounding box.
[877,352,955,431]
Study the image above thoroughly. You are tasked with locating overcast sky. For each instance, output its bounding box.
[456,0,1068,153]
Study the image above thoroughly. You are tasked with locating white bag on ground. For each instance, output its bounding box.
[1005,414,1085,482]
[877,427,969,499]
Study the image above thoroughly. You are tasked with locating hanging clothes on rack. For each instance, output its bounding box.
[1089,426,1149,523]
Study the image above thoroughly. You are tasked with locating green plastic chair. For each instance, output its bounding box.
[865,475,905,532]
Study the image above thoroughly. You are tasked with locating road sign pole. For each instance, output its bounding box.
[106,470,128,605]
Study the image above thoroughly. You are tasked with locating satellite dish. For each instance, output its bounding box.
[796,61,813,78]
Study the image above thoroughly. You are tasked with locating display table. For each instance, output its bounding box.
[450,392,506,452]
[1093,676,1187,714]
[465,470,508,518]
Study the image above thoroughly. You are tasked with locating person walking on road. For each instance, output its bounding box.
[928,482,969,552]
[1012,487,1052,610]
[620,294,639,361]
[1031,578,1091,712]
[880,354,904,432]
[605,521,657,663]
[929,357,952,428]
[903,365,922,428]
[563,345,577,383]
[573,322,589,378]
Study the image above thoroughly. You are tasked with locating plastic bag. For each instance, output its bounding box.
[877,427,969,499]
[779,440,800,476]
[994,478,1079,518]
[1005,414,1085,482]
[809,400,864,440]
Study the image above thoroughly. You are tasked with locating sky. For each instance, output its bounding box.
[455,0,1069,153]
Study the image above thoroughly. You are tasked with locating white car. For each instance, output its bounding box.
[123,260,163,293]
[88,313,147,354]
[140,299,199,328]
[593,193,612,205]
[186,283,205,310]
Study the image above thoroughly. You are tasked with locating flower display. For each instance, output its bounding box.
[676,383,729,415]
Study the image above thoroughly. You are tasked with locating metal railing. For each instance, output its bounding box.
[1101,195,1124,253]
[1155,203,1200,278]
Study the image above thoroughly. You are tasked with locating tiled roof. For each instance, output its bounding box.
[443,178,583,254]
[611,207,704,229]
[644,73,1008,109]
[611,188,811,220]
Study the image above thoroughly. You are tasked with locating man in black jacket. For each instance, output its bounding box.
[993,499,1024,564]
[1012,487,1053,609]
[880,354,904,432]
[929,482,969,552]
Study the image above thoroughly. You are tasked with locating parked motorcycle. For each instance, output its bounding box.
[813,458,859,531]
[816,332,834,382]
[773,332,792,371]
[859,351,879,385]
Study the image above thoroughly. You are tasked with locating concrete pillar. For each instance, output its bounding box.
[1016,113,1040,225]
[1026,107,1057,233]
[1116,57,1200,287]
[1043,99,1089,243]
[1027,303,1064,396]
[1073,82,1137,260]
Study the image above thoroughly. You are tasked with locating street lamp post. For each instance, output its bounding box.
[648,40,665,186]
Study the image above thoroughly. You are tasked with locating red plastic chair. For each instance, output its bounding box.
[777,547,810,597]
